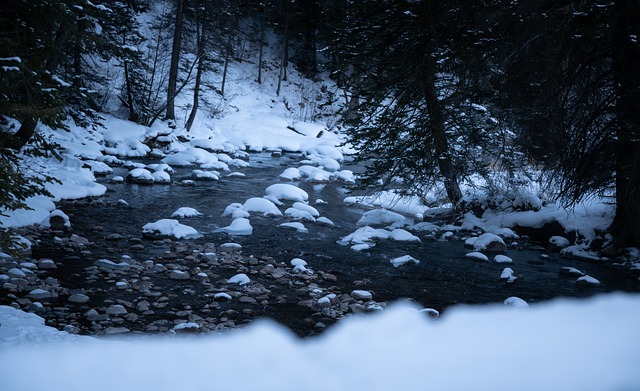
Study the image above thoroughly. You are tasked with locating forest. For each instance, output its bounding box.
[1,0,639,252]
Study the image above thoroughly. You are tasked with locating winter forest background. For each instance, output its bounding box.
[1,1,640,389]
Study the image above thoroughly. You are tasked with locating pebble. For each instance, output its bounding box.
[37,259,57,270]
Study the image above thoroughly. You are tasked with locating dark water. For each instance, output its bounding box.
[61,152,638,316]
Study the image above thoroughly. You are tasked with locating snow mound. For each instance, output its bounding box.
[171,207,202,218]
[265,184,309,205]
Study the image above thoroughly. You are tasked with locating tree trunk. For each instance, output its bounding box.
[609,0,640,249]
[165,0,185,121]
[423,1,462,206]
[257,9,265,84]
[221,33,232,96]
[186,0,207,132]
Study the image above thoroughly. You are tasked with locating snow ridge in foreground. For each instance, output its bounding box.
[1,293,639,391]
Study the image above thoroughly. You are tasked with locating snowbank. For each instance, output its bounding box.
[1,293,639,390]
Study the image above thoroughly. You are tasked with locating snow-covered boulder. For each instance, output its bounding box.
[504,296,529,308]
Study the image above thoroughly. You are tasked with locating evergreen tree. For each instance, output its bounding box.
[335,0,509,207]
[494,0,640,249]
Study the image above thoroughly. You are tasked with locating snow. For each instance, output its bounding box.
[279,167,301,181]
[142,219,200,239]
[1,294,640,390]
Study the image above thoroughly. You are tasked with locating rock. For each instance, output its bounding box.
[219,243,242,253]
[104,327,130,335]
[95,259,130,271]
[169,270,190,280]
[239,296,257,304]
[106,304,128,315]
[26,289,58,300]
[70,234,90,246]
[7,268,26,278]
[37,259,57,270]
[68,294,90,304]
[351,290,373,301]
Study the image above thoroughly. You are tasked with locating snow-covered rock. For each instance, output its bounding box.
[576,275,601,287]
[472,233,507,253]
[465,252,489,262]
[357,209,406,228]
[243,198,282,217]
[389,229,421,242]
[142,219,200,239]
[504,297,529,308]
[493,255,513,264]
[278,222,308,233]
[265,184,309,205]
[221,218,253,236]
[390,255,421,267]
[171,207,203,218]
[549,236,571,250]
[227,274,250,285]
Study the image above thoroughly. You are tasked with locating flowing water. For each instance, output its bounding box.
[62,151,638,317]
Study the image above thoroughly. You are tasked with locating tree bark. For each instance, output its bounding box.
[165,0,185,121]
[221,33,232,96]
[257,8,265,84]
[186,0,207,132]
[609,0,640,249]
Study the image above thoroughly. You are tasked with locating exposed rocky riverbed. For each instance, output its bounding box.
[1,153,638,338]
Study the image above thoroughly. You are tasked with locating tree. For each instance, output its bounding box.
[165,0,186,122]
[335,0,506,207]
[494,0,640,249]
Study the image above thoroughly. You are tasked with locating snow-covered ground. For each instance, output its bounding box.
[1,15,639,390]
[1,294,639,391]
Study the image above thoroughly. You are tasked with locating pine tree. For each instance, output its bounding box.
[334,0,508,208]
[494,0,640,249]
